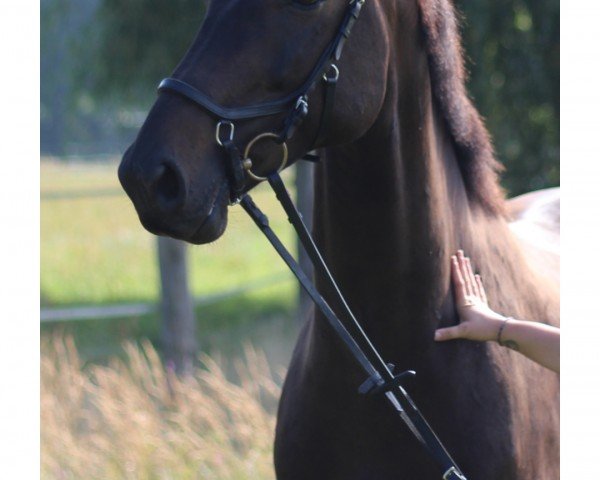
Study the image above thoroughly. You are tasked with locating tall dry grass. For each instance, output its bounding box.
[41,336,282,479]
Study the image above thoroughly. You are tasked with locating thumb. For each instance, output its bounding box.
[434,326,463,342]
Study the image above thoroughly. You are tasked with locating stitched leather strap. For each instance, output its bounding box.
[158,77,296,120]
[221,139,246,203]
[312,67,338,148]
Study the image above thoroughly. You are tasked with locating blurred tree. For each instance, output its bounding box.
[41,0,145,155]
[41,0,99,154]
[455,0,559,195]
[92,0,206,106]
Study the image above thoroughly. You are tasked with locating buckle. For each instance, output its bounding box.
[294,96,308,111]
[216,120,235,146]
[322,64,340,84]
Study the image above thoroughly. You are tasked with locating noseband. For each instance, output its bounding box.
[156,2,468,479]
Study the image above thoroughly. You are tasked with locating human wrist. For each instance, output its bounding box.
[497,316,517,348]
[466,307,505,342]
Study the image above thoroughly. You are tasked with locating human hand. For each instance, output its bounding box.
[434,250,506,342]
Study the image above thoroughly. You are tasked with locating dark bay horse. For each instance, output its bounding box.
[118,1,559,478]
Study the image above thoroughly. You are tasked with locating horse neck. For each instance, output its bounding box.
[313,108,469,359]
[312,31,511,363]
[308,0,559,371]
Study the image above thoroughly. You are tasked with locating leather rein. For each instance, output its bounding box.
[157,1,467,479]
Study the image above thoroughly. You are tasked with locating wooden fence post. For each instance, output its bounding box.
[295,160,315,324]
[157,236,197,375]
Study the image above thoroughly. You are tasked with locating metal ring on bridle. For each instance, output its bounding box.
[242,133,288,182]
[216,120,235,147]
[443,467,467,480]
[323,64,340,82]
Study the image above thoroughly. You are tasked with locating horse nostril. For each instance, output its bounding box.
[152,162,186,212]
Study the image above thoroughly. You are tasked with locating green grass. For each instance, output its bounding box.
[41,158,301,363]
[41,157,297,307]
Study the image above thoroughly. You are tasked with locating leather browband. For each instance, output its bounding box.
[158,77,299,120]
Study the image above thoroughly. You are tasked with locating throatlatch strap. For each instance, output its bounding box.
[240,175,468,480]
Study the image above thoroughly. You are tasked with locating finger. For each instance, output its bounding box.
[471,273,482,299]
[465,257,478,299]
[451,255,467,301]
[466,258,482,299]
[434,326,463,342]
[475,274,488,305]
[458,250,474,297]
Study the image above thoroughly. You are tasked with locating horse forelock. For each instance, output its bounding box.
[416,0,507,216]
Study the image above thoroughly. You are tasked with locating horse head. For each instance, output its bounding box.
[118,0,388,244]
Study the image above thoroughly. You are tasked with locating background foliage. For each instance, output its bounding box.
[93,0,206,105]
[455,0,560,194]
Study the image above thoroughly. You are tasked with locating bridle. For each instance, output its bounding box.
[157,1,468,479]
[158,0,359,203]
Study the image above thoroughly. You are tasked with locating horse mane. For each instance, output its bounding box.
[417,0,506,216]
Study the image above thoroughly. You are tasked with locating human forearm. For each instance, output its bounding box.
[498,318,560,373]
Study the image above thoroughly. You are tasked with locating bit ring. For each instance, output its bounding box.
[242,133,288,182]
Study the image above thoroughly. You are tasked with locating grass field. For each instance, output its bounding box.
[41,158,301,363]
[41,159,300,478]
[41,157,297,307]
